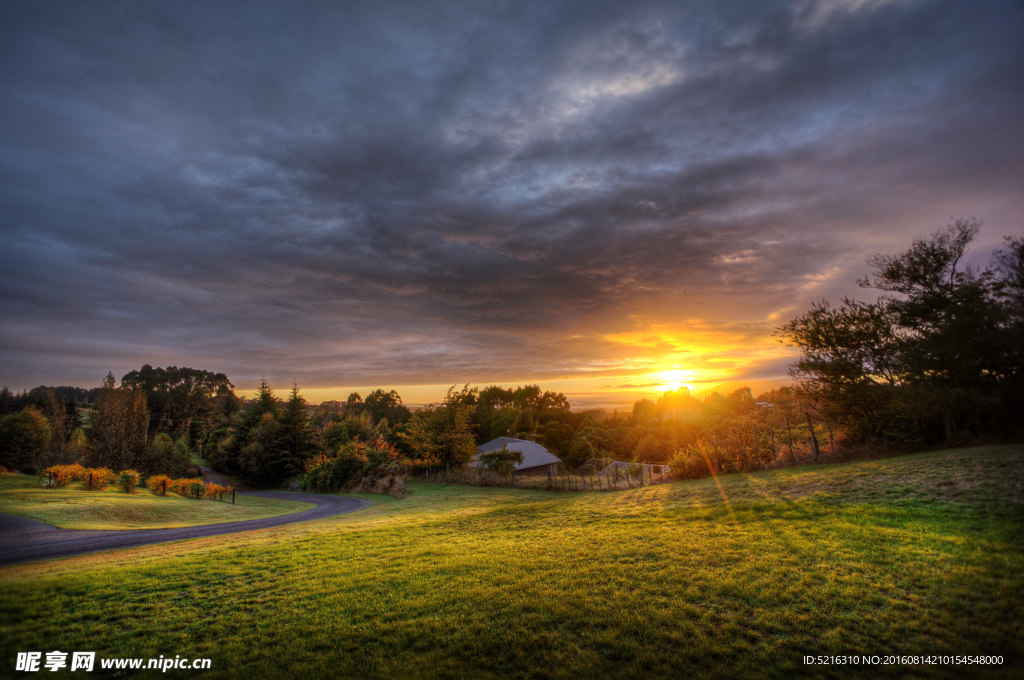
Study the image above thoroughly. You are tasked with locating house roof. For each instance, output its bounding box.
[472,437,561,470]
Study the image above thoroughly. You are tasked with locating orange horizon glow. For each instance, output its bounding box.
[236,317,799,409]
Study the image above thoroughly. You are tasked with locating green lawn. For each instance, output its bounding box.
[1,446,1022,679]
[0,475,313,530]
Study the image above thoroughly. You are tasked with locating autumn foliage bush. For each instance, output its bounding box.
[43,463,86,487]
[203,483,228,500]
[169,477,207,498]
[42,465,128,491]
[146,474,171,494]
[81,467,117,490]
[42,467,230,501]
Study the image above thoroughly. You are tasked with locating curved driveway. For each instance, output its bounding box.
[0,491,371,566]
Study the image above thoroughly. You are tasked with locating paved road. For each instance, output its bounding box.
[0,491,371,566]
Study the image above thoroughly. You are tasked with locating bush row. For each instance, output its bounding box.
[42,465,231,500]
[43,463,118,490]
[148,475,231,500]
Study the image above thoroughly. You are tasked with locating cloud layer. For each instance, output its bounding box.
[2,0,1022,405]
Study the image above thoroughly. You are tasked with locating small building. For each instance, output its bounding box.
[471,437,561,476]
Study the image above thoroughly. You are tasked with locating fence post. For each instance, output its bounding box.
[162,478,167,496]
[231,488,235,504]
[88,472,93,491]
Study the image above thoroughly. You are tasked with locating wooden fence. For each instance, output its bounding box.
[414,465,673,491]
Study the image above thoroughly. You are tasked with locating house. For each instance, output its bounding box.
[471,437,561,476]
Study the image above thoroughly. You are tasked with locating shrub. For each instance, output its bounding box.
[81,467,117,490]
[42,463,86,487]
[116,469,141,493]
[669,445,711,480]
[204,483,228,500]
[304,453,331,474]
[187,479,207,498]
[146,474,171,494]
[301,439,409,494]
[301,451,365,493]
[169,477,207,499]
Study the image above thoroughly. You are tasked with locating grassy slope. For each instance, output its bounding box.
[1,446,1022,679]
[0,476,314,530]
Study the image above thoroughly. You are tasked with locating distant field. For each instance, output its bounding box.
[0,476,313,530]
[1,446,1022,679]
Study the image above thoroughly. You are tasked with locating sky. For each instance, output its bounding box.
[1,0,1022,409]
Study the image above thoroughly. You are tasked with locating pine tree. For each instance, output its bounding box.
[272,383,313,483]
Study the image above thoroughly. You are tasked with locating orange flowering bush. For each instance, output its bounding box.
[43,463,86,487]
[81,467,117,490]
[204,483,229,500]
[146,474,171,494]
[169,477,207,499]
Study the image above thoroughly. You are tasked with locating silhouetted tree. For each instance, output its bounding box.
[780,220,1022,446]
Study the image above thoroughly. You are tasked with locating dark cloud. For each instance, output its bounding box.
[1,0,1022,403]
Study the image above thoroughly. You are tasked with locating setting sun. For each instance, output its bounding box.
[652,368,694,392]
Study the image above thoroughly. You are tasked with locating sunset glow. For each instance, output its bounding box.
[651,369,695,393]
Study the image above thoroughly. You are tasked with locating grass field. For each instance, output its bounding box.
[1,446,1022,678]
[0,476,313,530]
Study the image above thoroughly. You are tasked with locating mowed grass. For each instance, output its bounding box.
[0,476,313,530]
[1,446,1022,679]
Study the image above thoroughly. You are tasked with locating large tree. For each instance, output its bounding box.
[780,220,1022,446]
[121,365,238,441]
[363,389,411,428]
[399,387,476,468]
[89,372,150,470]
[209,379,275,475]
[273,384,315,479]
[0,406,50,471]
